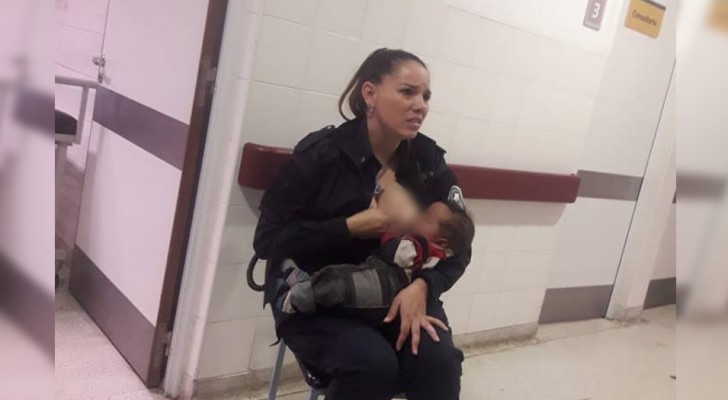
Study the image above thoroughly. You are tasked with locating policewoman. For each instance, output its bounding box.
[254,48,469,400]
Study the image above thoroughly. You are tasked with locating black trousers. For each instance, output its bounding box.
[276,301,463,400]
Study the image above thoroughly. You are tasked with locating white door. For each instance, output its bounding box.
[68,0,219,387]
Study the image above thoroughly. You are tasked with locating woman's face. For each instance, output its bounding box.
[365,60,431,140]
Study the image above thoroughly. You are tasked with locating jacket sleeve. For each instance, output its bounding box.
[253,153,350,260]
[413,155,471,303]
[380,232,429,269]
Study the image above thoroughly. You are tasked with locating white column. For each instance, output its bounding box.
[607,74,676,321]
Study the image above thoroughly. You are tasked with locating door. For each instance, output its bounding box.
[68,0,227,387]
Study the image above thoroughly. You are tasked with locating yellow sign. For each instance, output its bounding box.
[708,0,728,33]
[625,0,666,38]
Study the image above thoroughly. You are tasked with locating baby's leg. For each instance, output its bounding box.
[314,259,410,309]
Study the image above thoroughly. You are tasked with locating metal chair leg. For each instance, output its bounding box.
[307,388,323,400]
[267,341,287,400]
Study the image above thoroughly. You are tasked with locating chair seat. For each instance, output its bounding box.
[55,110,77,136]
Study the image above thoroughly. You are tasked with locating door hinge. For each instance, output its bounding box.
[164,330,173,357]
[196,55,217,107]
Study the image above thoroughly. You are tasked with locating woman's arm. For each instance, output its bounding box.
[413,157,471,303]
[253,154,350,260]
[254,151,392,260]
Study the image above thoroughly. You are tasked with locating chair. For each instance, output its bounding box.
[247,252,406,399]
[267,340,406,400]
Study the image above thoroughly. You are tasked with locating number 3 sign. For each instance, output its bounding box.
[584,0,607,31]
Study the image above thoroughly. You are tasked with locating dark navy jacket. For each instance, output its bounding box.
[253,118,470,319]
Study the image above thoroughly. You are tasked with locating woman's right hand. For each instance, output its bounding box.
[346,207,392,238]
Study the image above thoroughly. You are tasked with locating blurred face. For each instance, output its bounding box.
[413,202,452,244]
[363,60,431,140]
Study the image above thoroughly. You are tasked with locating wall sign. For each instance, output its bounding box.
[708,0,728,33]
[584,0,608,31]
[625,0,666,38]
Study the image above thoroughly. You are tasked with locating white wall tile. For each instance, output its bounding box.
[249,316,296,370]
[502,251,552,290]
[478,252,506,293]
[428,61,469,115]
[485,225,516,253]
[218,203,259,265]
[443,293,473,334]
[468,292,499,332]
[420,112,459,154]
[461,69,497,121]
[489,77,526,126]
[298,91,344,134]
[207,263,264,323]
[495,290,523,328]
[403,0,448,58]
[304,31,359,95]
[197,319,257,379]
[473,19,512,75]
[458,122,516,168]
[316,0,368,39]
[503,30,550,84]
[253,16,314,88]
[263,0,319,26]
[448,261,481,294]
[553,47,606,97]
[361,0,412,47]
[517,288,547,324]
[241,82,303,147]
[440,7,480,66]
[518,84,595,137]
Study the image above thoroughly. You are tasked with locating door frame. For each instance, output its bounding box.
[150,0,230,388]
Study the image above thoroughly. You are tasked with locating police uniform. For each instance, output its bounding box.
[253,118,467,400]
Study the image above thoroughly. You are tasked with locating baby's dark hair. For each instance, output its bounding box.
[439,202,475,256]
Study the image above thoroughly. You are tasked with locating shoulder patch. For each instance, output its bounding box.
[448,185,466,210]
[294,125,336,154]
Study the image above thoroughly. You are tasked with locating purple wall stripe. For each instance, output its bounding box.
[644,277,677,309]
[577,170,643,201]
[69,246,157,386]
[93,87,189,170]
[539,285,613,323]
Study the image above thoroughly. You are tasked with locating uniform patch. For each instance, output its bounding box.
[448,185,466,210]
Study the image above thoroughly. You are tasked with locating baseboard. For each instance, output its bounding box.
[539,285,613,323]
[644,277,677,309]
[193,323,539,399]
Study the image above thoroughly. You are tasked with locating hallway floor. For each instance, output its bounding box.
[56,287,682,399]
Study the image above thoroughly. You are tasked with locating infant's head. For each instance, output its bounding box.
[413,201,475,255]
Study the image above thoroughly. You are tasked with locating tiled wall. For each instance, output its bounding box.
[196,0,624,380]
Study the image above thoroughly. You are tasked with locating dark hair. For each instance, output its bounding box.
[338,48,427,121]
[439,202,475,256]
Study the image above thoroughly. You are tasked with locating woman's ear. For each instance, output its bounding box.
[361,81,377,107]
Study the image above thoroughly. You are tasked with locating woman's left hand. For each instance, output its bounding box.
[384,278,449,355]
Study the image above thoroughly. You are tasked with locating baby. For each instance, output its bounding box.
[280,200,475,315]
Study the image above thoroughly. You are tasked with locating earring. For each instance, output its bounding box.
[366,104,375,118]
